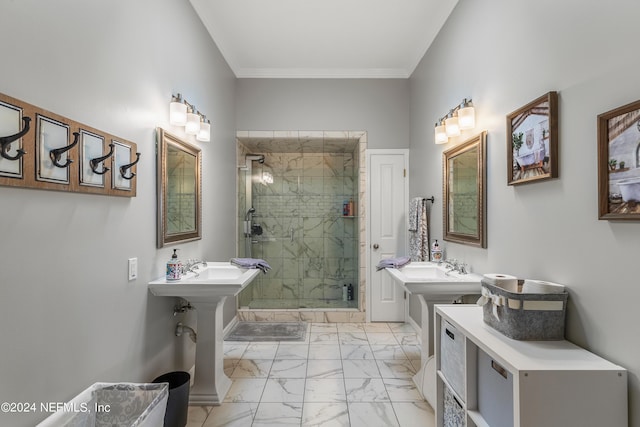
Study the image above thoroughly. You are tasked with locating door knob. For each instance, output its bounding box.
[373,243,379,249]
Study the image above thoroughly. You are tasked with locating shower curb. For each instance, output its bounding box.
[237,308,365,323]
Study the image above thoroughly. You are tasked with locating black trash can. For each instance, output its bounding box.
[153,371,190,427]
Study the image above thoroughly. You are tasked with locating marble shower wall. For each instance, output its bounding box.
[238,146,359,308]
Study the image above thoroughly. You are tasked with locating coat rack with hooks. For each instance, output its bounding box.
[0,92,139,197]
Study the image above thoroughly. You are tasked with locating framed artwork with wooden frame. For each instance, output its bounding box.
[597,99,640,220]
[507,91,558,185]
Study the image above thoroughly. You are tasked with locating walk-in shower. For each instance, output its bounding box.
[236,135,361,310]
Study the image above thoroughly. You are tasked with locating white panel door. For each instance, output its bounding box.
[367,150,408,322]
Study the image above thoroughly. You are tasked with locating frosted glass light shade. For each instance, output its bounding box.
[458,106,475,130]
[435,124,448,144]
[445,116,460,137]
[169,101,187,126]
[196,121,210,142]
[185,112,200,135]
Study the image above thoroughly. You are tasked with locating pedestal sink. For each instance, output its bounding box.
[148,262,261,405]
[385,262,482,405]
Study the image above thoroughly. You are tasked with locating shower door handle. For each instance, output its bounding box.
[290,227,294,242]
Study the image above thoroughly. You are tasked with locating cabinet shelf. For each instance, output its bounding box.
[434,304,627,427]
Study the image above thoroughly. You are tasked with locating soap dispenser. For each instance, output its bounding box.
[431,240,443,263]
[166,249,183,281]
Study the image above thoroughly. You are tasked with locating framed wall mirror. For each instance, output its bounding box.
[443,131,487,248]
[157,128,202,248]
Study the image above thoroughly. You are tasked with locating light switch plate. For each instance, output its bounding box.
[128,258,138,281]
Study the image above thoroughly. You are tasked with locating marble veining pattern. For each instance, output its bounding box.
[188,322,433,427]
[237,131,367,319]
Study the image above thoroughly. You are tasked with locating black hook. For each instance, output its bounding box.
[50,131,79,168]
[119,152,141,180]
[0,116,30,161]
[89,143,114,175]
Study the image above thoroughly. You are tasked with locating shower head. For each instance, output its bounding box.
[247,154,265,164]
[245,207,256,221]
[239,154,266,170]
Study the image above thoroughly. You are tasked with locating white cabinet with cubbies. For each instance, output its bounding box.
[435,305,627,427]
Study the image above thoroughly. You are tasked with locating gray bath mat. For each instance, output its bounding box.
[225,321,307,342]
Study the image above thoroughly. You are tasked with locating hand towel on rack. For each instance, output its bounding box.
[376,256,411,271]
[408,197,422,232]
[230,258,271,274]
[409,197,430,261]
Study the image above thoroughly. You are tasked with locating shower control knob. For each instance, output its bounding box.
[373,243,379,250]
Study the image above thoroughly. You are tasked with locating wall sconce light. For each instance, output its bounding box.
[445,111,460,137]
[169,94,187,127]
[197,117,211,142]
[434,98,475,144]
[169,93,211,142]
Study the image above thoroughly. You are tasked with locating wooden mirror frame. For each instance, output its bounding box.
[157,128,202,248]
[443,131,487,248]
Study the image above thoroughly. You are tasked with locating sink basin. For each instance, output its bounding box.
[148,261,262,406]
[384,261,482,406]
[385,262,481,296]
[148,262,261,300]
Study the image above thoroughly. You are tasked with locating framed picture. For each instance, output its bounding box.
[0,100,24,178]
[112,140,132,191]
[36,114,70,184]
[507,91,558,185]
[597,99,640,220]
[79,129,107,187]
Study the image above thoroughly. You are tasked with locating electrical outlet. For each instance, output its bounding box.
[128,258,138,281]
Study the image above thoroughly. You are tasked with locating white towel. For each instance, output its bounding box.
[408,197,430,261]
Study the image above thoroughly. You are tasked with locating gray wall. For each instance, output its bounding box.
[409,0,640,424]
[236,79,410,149]
[0,1,236,425]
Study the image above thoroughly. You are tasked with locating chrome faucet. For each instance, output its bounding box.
[183,259,207,276]
[443,258,469,275]
[444,258,458,271]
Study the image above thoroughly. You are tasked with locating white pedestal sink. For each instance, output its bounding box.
[148,262,261,405]
[385,262,481,406]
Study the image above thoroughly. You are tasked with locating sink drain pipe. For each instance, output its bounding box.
[175,322,197,343]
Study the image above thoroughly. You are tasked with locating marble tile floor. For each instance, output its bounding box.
[187,322,435,427]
